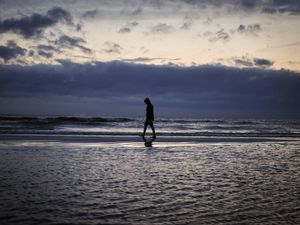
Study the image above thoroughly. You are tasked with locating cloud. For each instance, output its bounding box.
[38,50,53,58]
[76,23,82,31]
[180,15,193,30]
[37,44,61,53]
[151,23,174,34]
[254,58,274,67]
[202,31,213,37]
[237,24,261,35]
[234,57,253,67]
[118,21,139,33]
[82,9,99,19]
[263,0,300,15]
[203,17,212,25]
[55,35,92,54]
[77,1,300,18]
[180,21,192,30]
[0,61,299,118]
[122,57,161,63]
[0,7,73,38]
[121,57,180,63]
[129,21,139,27]
[82,6,141,20]
[103,42,122,54]
[131,7,143,15]
[118,27,131,33]
[209,29,230,42]
[180,0,257,10]
[262,7,277,14]
[47,6,73,24]
[234,56,273,68]
[180,0,300,15]
[56,35,84,46]
[28,50,35,57]
[0,40,26,62]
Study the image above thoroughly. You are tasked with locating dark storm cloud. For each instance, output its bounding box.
[0,61,299,118]
[0,40,26,62]
[0,7,73,38]
[55,35,92,54]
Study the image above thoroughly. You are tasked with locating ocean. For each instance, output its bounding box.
[1,116,300,138]
[0,116,299,224]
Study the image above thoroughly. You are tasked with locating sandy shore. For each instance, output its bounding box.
[0,133,298,144]
[0,133,299,225]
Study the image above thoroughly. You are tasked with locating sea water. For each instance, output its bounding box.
[0,117,299,224]
[0,116,300,138]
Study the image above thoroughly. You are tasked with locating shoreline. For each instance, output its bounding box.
[0,134,298,143]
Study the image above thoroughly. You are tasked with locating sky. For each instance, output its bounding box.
[0,0,300,118]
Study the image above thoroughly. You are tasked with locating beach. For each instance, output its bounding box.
[2,0,300,224]
[0,117,299,224]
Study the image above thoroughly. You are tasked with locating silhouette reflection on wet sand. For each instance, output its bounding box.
[142,136,156,147]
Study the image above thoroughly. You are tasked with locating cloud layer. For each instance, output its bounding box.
[0,7,73,38]
[0,61,299,118]
[55,35,92,54]
[180,0,300,15]
[0,41,26,62]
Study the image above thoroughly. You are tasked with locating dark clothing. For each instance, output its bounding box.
[146,103,154,122]
[144,120,153,127]
[143,100,156,137]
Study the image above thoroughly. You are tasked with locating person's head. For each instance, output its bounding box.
[144,98,151,105]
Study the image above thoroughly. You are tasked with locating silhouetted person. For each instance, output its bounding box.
[142,98,156,137]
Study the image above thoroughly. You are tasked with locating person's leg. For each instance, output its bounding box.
[143,122,148,136]
[149,122,156,137]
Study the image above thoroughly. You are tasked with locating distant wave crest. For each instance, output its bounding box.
[0,116,134,125]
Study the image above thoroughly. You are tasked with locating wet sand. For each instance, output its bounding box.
[0,135,299,224]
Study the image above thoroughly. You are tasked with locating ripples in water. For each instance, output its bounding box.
[0,140,299,224]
